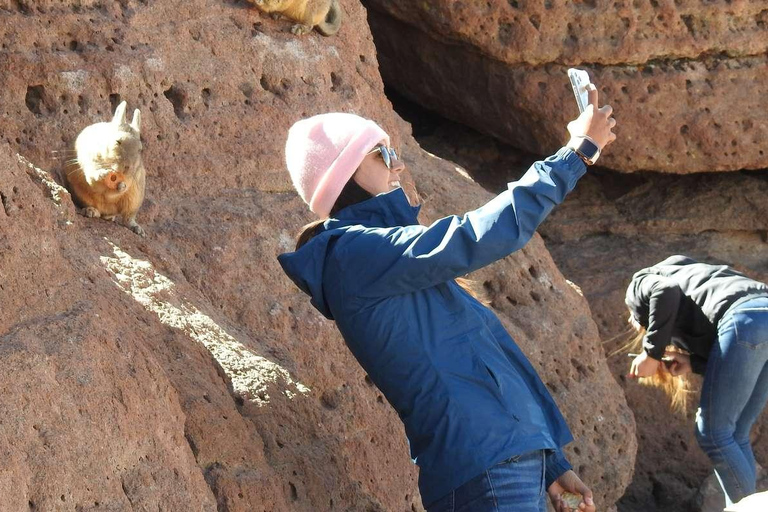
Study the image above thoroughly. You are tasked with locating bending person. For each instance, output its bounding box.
[278,87,616,511]
[626,255,768,507]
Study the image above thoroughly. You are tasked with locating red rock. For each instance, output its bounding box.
[0,0,635,509]
[364,0,768,173]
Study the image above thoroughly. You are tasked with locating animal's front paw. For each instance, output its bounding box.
[270,12,284,20]
[291,23,313,35]
[82,206,101,218]
[130,223,146,237]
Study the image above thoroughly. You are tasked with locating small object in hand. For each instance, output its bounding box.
[561,491,583,508]
[628,352,674,368]
[104,171,125,191]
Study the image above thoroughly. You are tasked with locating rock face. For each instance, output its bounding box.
[0,0,634,510]
[363,1,768,66]
[363,0,768,173]
[401,109,768,511]
[1,152,219,511]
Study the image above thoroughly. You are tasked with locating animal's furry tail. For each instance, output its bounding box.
[317,0,341,36]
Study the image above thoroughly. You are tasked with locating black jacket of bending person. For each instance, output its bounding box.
[625,255,768,375]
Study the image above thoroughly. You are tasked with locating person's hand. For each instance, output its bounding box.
[567,84,617,150]
[547,470,596,512]
[664,350,692,377]
[628,351,660,379]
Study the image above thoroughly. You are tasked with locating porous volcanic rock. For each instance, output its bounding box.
[0,0,634,509]
[0,150,220,511]
[363,0,768,173]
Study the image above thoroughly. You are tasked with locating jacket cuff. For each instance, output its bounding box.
[545,448,573,489]
[642,338,666,361]
[554,147,588,190]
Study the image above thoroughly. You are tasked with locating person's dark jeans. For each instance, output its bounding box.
[426,450,546,512]
[696,296,768,506]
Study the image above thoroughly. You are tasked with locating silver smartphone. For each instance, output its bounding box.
[567,68,592,113]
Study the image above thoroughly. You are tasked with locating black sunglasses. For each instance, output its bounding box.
[367,145,399,170]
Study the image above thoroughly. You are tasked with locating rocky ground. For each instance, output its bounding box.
[363,0,768,174]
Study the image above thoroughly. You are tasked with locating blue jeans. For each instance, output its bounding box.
[425,450,547,512]
[695,296,768,506]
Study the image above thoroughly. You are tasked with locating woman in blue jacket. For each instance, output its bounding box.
[278,86,616,511]
[626,255,768,507]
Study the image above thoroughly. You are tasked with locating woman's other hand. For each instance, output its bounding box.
[664,350,693,377]
[628,351,661,379]
[567,84,617,150]
[547,470,596,512]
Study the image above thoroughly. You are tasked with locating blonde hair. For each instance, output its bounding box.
[620,318,693,413]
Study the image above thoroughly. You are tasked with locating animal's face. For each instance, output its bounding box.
[78,123,142,180]
[102,100,143,176]
[110,127,143,176]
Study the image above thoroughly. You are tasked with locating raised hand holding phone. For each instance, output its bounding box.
[565,71,617,165]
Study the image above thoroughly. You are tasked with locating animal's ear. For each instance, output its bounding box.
[112,101,128,125]
[131,109,141,133]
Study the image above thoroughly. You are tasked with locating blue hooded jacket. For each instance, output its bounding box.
[278,148,585,505]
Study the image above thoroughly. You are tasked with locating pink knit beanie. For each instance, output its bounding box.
[285,113,390,217]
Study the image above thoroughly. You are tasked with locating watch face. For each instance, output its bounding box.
[578,138,600,160]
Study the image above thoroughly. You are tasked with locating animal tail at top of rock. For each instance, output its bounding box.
[316,0,341,36]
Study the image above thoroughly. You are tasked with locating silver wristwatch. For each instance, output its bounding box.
[568,136,601,165]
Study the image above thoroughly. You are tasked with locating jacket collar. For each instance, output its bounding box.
[325,187,421,230]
